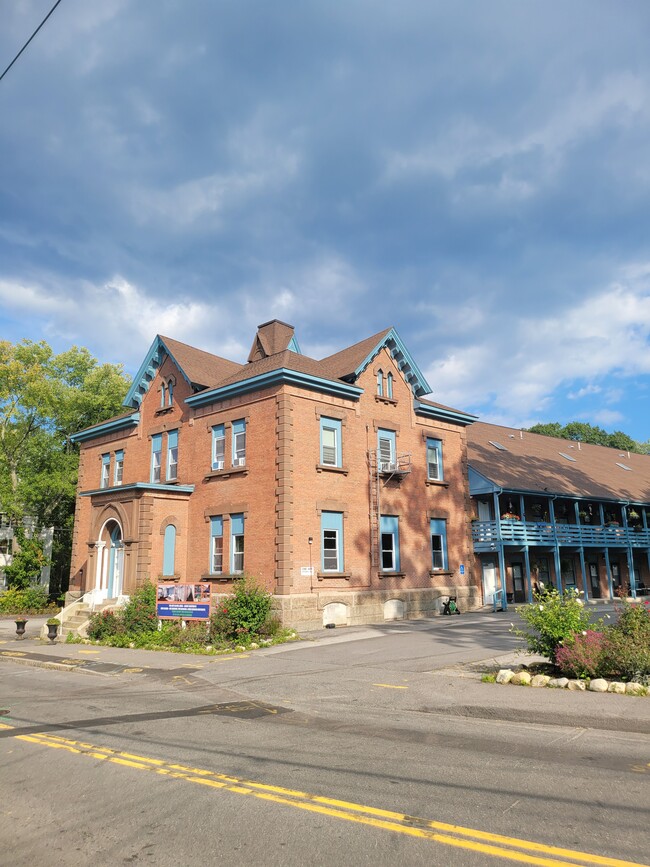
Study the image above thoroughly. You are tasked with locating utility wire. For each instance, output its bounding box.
[0,0,64,84]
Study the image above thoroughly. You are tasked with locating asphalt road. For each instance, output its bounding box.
[1,611,648,867]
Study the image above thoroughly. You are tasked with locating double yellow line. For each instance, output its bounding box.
[2,722,647,867]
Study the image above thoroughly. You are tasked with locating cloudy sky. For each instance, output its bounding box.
[2,1,650,440]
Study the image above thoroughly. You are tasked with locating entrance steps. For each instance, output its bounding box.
[54,597,121,639]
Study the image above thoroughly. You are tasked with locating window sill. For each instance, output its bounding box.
[375,395,398,406]
[154,407,174,416]
[378,571,405,579]
[204,466,249,481]
[425,479,449,487]
[429,570,454,577]
[201,573,241,583]
[317,572,351,581]
[316,464,349,475]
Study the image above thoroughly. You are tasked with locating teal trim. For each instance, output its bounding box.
[430,518,448,570]
[354,328,431,397]
[287,336,302,354]
[102,453,110,465]
[79,483,195,497]
[232,418,246,464]
[321,511,344,572]
[151,433,162,483]
[124,335,194,409]
[231,513,244,535]
[380,515,400,571]
[185,369,363,408]
[70,413,140,444]
[212,424,225,469]
[162,524,176,576]
[210,516,223,536]
[377,429,396,466]
[426,438,443,481]
[167,429,178,449]
[414,401,477,426]
[320,417,342,467]
[468,466,499,495]
[210,515,223,575]
[230,513,245,573]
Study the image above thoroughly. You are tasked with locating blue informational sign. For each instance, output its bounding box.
[156,583,211,620]
[460,564,465,575]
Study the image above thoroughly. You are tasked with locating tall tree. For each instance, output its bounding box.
[527,421,644,454]
[0,339,130,592]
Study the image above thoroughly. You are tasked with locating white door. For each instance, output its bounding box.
[482,559,498,604]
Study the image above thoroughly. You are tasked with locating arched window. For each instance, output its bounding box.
[376,370,383,396]
[163,524,176,576]
[386,372,393,399]
[160,383,166,407]
[167,379,174,406]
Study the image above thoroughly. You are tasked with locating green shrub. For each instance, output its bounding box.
[87,609,124,640]
[0,586,51,614]
[555,630,606,679]
[512,588,595,659]
[122,582,157,634]
[209,577,273,642]
[600,600,650,683]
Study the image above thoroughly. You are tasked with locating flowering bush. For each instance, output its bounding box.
[209,577,273,643]
[512,588,595,659]
[555,630,606,678]
[599,600,650,684]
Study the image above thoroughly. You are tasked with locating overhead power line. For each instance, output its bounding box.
[0,0,64,84]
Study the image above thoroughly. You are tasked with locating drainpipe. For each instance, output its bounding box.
[622,503,637,599]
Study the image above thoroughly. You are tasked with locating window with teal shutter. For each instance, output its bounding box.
[430,519,448,570]
[231,513,245,573]
[212,424,225,470]
[320,417,341,467]
[232,419,246,466]
[210,516,223,574]
[101,453,110,488]
[377,429,396,470]
[167,430,178,481]
[321,511,343,571]
[426,438,443,481]
[380,515,400,571]
[114,450,124,486]
[151,434,162,483]
[163,524,176,576]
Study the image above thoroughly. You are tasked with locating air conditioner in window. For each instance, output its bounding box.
[233,457,246,467]
[213,461,224,470]
[380,461,397,472]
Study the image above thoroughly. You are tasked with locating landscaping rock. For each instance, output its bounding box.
[531,675,551,688]
[567,680,586,691]
[496,669,515,684]
[625,682,647,696]
[608,682,626,694]
[588,679,609,693]
[510,671,532,686]
[547,677,569,688]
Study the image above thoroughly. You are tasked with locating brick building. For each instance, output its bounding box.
[468,422,650,608]
[68,321,480,629]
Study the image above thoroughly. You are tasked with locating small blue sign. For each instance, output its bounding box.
[459,564,465,575]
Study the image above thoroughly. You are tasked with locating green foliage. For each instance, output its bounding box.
[209,577,273,643]
[122,582,157,633]
[0,585,50,613]
[0,338,130,586]
[555,630,606,679]
[600,601,650,684]
[512,588,595,659]
[526,421,644,454]
[3,529,48,590]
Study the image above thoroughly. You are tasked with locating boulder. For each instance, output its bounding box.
[567,680,586,691]
[608,682,626,694]
[531,675,551,688]
[547,677,569,688]
[588,679,608,692]
[625,682,647,696]
[496,669,515,684]
[510,671,532,686]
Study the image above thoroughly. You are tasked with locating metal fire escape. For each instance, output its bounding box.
[367,449,411,569]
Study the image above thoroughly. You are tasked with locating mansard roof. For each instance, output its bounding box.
[468,421,650,504]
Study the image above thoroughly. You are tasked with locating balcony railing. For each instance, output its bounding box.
[472,519,650,550]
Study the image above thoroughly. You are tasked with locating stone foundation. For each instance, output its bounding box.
[269,585,482,631]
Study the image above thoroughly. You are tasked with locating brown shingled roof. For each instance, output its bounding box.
[213,349,343,389]
[160,336,243,389]
[319,328,392,380]
[468,422,650,503]
[247,320,296,362]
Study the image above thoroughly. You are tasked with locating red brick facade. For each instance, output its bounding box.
[69,323,481,628]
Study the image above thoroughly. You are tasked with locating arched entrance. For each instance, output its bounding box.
[92,519,125,604]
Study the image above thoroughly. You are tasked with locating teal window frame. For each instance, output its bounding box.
[320,417,342,467]
[114,450,124,486]
[212,424,225,470]
[210,516,223,574]
[232,419,246,467]
[151,434,162,483]
[380,515,400,571]
[426,438,443,481]
[430,518,448,570]
[163,524,176,576]
[231,513,245,573]
[321,511,344,572]
[101,453,110,488]
[167,430,178,481]
[377,428,396,470]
